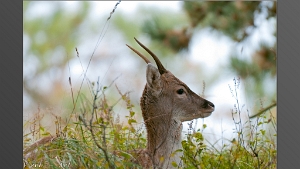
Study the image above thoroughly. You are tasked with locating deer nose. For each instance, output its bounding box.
[207,101,214,108]
[201,100,215,109]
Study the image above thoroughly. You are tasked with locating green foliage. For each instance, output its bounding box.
[184,1,261,41]
[141,9,190,52]
[179,125,276,169]
[23,78,276,168]
[24,1,90,74]
[23,1,92,109]
[24,84,146,168]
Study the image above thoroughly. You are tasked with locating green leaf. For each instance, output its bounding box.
[118,151,132,160]
[171,161,178,167]
[130,111,135,117]
[193,132,204,141]
[40,126,45,132]
[42,132,50,136]
[128,119,137,125]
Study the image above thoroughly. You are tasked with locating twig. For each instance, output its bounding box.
[79,115,115,169]
[249,102,277,119]
[79,76,116,169]
[23,136,56,156]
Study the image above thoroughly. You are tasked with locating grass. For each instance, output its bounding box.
[23,77,276,169]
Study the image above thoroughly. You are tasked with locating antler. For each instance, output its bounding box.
[126,44,151,64]
[126,37,167,74]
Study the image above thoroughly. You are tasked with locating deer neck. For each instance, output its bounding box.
[140,86,183,167]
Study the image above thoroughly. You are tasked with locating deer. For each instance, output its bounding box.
[126,38,215,168]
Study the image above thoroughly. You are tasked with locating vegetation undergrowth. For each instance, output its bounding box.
[23,77,276,169]
[178,77,276,169]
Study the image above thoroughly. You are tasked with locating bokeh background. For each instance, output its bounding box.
[23,1,276,147]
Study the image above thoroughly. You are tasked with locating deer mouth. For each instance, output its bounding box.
[198,103,215,118]
[181,107,214,121]
[199,109,213,118]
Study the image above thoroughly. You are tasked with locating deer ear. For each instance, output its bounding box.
[146,64,162,94]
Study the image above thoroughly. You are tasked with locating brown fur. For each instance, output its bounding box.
[127,38,215,168]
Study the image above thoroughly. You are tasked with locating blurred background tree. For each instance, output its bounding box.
[23,1,91,111]
[23,1,276,136]
[136,1,277,111]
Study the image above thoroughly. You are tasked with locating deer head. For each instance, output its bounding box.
[127,38,214,122]
[126,38,215,168]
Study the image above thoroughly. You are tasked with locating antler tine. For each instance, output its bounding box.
[126,44,151,64]
[133,37,167,74]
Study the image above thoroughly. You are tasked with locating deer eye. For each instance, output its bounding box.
[177,89,184,95]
